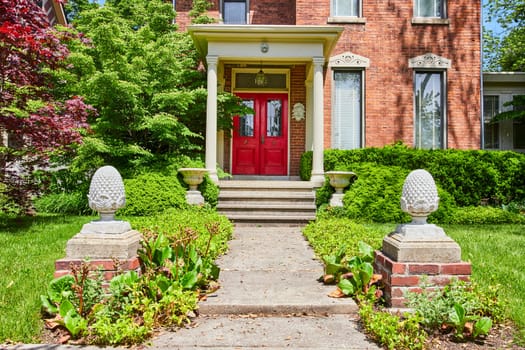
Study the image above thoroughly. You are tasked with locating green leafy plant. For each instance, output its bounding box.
[448,302,492,340]
[359,300,427,350]
[320,241,382,301]
[405,279,502,341]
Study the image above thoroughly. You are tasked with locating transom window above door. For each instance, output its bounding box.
[223,0,248,24]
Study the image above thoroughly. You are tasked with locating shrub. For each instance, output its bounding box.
[34,192,93,215]
[117,173,187,216]
[303,218,384,259]
[444,206,525,224]
[315,163,455,224]
[342,163,411,223]
[301,144,525,207]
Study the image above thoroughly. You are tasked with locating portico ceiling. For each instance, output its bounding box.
[188,25,344,63]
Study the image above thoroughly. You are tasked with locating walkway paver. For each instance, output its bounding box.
[149,225,381,349]
[7,225,381,350]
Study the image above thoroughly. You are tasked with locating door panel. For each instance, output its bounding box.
[232,93,288,175]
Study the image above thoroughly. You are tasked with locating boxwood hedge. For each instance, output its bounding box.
[301,143,525,207]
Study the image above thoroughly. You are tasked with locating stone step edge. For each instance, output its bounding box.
[198,303,358,316]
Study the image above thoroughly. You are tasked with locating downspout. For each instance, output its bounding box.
[480,1,485,149]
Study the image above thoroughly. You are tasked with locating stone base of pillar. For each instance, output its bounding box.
[310,173,325,188]
[65,229,142,260]
[54,257,141,281]
[374,250,471,308]
[55,224,142,282]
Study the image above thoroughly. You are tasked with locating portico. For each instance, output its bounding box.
[188,25,343,185]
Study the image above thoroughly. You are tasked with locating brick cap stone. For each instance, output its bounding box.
[382,225,461,263]
[65,229,142,259]
[80,220,132,234]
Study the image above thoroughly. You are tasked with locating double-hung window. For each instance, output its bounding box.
[483,95,500,149]
[332,0,360,17]
[329,52,369,150]
[414,0,445,18]
[513,95,525,149]
[409,53,450,149]
[414,72,445,149]
[223,0,247,24]
[332,71,363,149]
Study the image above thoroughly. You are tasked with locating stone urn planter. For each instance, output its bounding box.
[326,171,356,207]
[178,168,208,205]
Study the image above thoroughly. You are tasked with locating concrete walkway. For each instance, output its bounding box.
[149,225,381,349]
[8,226,381,350]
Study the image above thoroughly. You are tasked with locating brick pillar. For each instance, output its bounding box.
[374,251,472,308]
[54,257,141,282]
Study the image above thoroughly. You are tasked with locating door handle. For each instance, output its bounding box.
[261,135,265,144]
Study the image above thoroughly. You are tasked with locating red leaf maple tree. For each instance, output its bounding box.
[0,0,94,212]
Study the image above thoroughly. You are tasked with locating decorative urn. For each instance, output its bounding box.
[87,166,126,221]
[326,171,356,194]
[400,169,439,224]
[178,168,208,191]
[325,171,356,207]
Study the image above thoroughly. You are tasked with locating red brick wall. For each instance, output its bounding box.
[290,65,307,176]
[175,0,294,29]
[299,0,482,149]
[250,0,295,25]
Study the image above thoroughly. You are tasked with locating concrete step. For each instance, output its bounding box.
[217,180,317,224]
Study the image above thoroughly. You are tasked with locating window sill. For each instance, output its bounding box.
[411,17,449,25]
[327,17,366,24]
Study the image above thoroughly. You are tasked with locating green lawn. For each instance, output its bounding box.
[310,221,525,339]
[445,224,525,334]
[1,216,524,343]
[0,215,94,343]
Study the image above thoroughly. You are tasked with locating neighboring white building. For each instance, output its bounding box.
[483,72,525,152]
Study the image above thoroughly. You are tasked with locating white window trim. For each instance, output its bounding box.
[413,0,447,19]
[328,0,364,22]
[220,0,250,24]
[410,53,450,149]
[329,51,369,149]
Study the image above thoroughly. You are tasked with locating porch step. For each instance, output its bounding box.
[218,180,317,224]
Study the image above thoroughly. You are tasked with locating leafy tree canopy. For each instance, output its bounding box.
[484,0,525,71]
[64,0,246,175]
[0,0,93,212]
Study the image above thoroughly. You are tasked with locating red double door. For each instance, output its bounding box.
[232,93,288,175]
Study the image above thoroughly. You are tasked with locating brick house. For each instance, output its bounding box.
[161,1,483,183]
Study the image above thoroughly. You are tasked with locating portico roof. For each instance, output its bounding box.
[188,25,344,62]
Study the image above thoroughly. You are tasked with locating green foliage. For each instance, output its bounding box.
[117,173,187,216]
[189,0,216,24]
[34,192,92,215]
[343,163,411,223]
[359,301,427,350]
[59,0,243,175]
[303,218,383,259]
[484,0,525,71]
[40,209,233,345]
[405,279,505,341]
[334,242,379,301]
[301,144,525,208]
[446,206,525,224]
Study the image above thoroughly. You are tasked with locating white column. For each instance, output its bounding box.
[310,57,325,187]
[205,55,219,182]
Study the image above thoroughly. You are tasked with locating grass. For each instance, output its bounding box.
[0,214,94,343]
[1,213,524,344]
[305,219,525,343]
[0,208,233,344]
[445,224,525,339]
